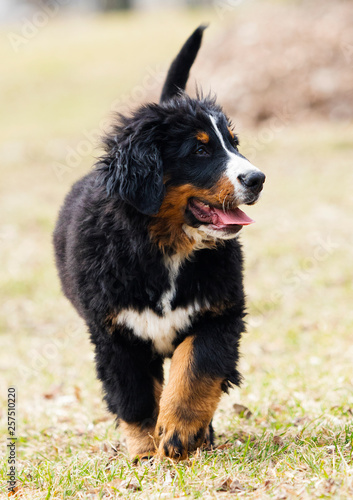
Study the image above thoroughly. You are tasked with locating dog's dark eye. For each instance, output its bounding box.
[194,145,209,156]
[227,125,239,150]
[230,136,239,150]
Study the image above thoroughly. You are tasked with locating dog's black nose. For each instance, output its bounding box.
[238,171,266,193]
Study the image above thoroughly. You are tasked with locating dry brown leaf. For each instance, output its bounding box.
[74,385,82,402]
[230,480,244,492]
[273,435,284,447]
[218,478,244,492]
[233,403,253,419]
[8,486,24,497]
[43,385,62,399]
[89,444,101,453]
[216,442,233,450]
[292,416,311,427]
[255,417,266,425]
[93,415,111,424]
[264,479,272,489]
[269,404,285,413]
[100,441,111,453]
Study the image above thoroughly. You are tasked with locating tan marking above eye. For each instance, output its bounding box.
[227,127,235,139]
[196,131,210,144]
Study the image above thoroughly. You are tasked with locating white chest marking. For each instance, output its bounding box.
[114,255,201,355]
[158,254,182,313]
[114,304,201,355]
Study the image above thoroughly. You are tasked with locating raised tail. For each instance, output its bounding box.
[160,24,208,103]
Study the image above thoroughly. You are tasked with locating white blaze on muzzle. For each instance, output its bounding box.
[208,115,263,200]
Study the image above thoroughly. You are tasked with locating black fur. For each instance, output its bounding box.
[53,26,264,456]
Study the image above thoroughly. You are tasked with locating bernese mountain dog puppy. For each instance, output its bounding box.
[53,26,265,461]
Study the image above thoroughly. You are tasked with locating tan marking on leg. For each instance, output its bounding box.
[155,336,223,460]
[120,421,156,460]
[153,378,163,410]
[204,423,214,449]
[120,379,163,460]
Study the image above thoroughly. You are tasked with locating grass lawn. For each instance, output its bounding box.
[1,6,353,499]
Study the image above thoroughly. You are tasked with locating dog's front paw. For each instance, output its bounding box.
[157,422,207,460]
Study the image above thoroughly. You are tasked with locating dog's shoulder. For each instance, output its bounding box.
[174,239,244,309]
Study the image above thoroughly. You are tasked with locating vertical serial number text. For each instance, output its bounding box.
[7,387,17,494]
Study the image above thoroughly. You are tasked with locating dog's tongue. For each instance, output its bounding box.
[212,207,254,226]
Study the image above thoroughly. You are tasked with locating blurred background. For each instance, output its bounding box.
[1,0,353,496]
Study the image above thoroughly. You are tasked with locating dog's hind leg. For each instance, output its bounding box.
[90,324,164,460]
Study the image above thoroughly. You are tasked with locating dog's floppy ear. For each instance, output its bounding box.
[98,111,165,216]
